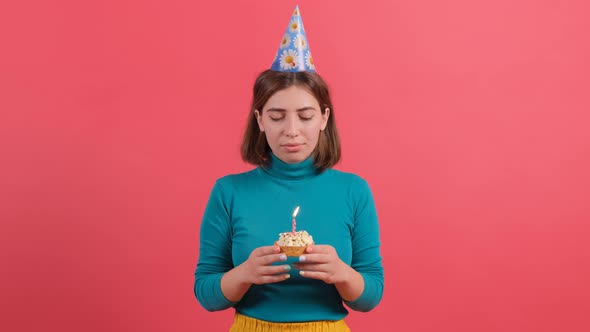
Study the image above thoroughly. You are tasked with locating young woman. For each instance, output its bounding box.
[194,6,383,331]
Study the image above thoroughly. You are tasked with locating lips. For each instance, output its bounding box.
[282,143,304,152]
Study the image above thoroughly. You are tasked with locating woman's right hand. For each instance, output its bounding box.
[239,245,291,285]
[221,245,290,302]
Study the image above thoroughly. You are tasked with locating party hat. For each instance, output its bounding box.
[270,5,316,72]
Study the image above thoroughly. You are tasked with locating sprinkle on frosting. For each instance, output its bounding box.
[277,230,313,247]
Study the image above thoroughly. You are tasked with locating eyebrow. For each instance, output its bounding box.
[266,106,316,113]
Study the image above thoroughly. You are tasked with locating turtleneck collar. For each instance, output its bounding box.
[261,152,318,180]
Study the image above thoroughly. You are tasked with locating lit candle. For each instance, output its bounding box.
[292,206,300,234]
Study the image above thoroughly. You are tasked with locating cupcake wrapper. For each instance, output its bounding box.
[275,241,311,257]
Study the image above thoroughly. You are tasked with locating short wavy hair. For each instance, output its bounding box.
[240,70,341,171]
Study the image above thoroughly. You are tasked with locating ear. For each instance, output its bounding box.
[320,108,330,131]
[254,110,264,132]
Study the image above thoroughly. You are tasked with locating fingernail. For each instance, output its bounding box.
[280,254,287,261]
[299,255,306,262]
[284,265,291,271]
[299,271,305,276]
[284,274,290,279]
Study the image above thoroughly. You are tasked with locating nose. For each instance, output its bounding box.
[284,115,300,137]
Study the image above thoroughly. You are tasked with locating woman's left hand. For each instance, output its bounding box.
[292,244,352,284]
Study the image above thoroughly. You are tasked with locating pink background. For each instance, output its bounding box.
[1,0,589,331]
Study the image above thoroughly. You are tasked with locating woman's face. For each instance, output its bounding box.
[256,85,330,164]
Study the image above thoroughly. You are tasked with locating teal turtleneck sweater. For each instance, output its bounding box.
[194,154,383,322]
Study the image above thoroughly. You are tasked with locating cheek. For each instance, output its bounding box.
[306,123,323,136]
[303,129,321,143]
[263,130,280,145]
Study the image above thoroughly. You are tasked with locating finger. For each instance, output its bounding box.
[258,253,288,265]
[253,245,281,257]
[298,253,330,264]
[258,265,291,275]
[256,274,291,284]
[298,270,333,283]
[306,245,332,254]
[292,263,327,272]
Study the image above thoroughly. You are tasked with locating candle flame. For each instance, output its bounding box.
[292,206,300,218]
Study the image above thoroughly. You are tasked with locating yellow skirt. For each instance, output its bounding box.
[229,312,351,332]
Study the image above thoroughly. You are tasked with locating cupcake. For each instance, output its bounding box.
[276,230,313,256]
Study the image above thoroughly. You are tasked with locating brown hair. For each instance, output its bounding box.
[240,70,341,171]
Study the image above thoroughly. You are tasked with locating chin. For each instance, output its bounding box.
[279,153,307,164]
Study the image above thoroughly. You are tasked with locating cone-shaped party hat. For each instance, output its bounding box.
[270,5,316,72]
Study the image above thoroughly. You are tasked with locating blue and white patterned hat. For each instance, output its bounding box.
[270,5,316,73]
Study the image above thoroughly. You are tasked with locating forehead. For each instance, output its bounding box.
[263,85,319,110]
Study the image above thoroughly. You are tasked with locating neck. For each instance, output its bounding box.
[261,153,318,180]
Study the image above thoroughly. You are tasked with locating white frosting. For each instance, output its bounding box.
[277,230,313,246]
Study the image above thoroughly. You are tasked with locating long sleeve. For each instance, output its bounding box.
[344,177,384,312]
[194,180,237,311]
[193,164,383,321]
